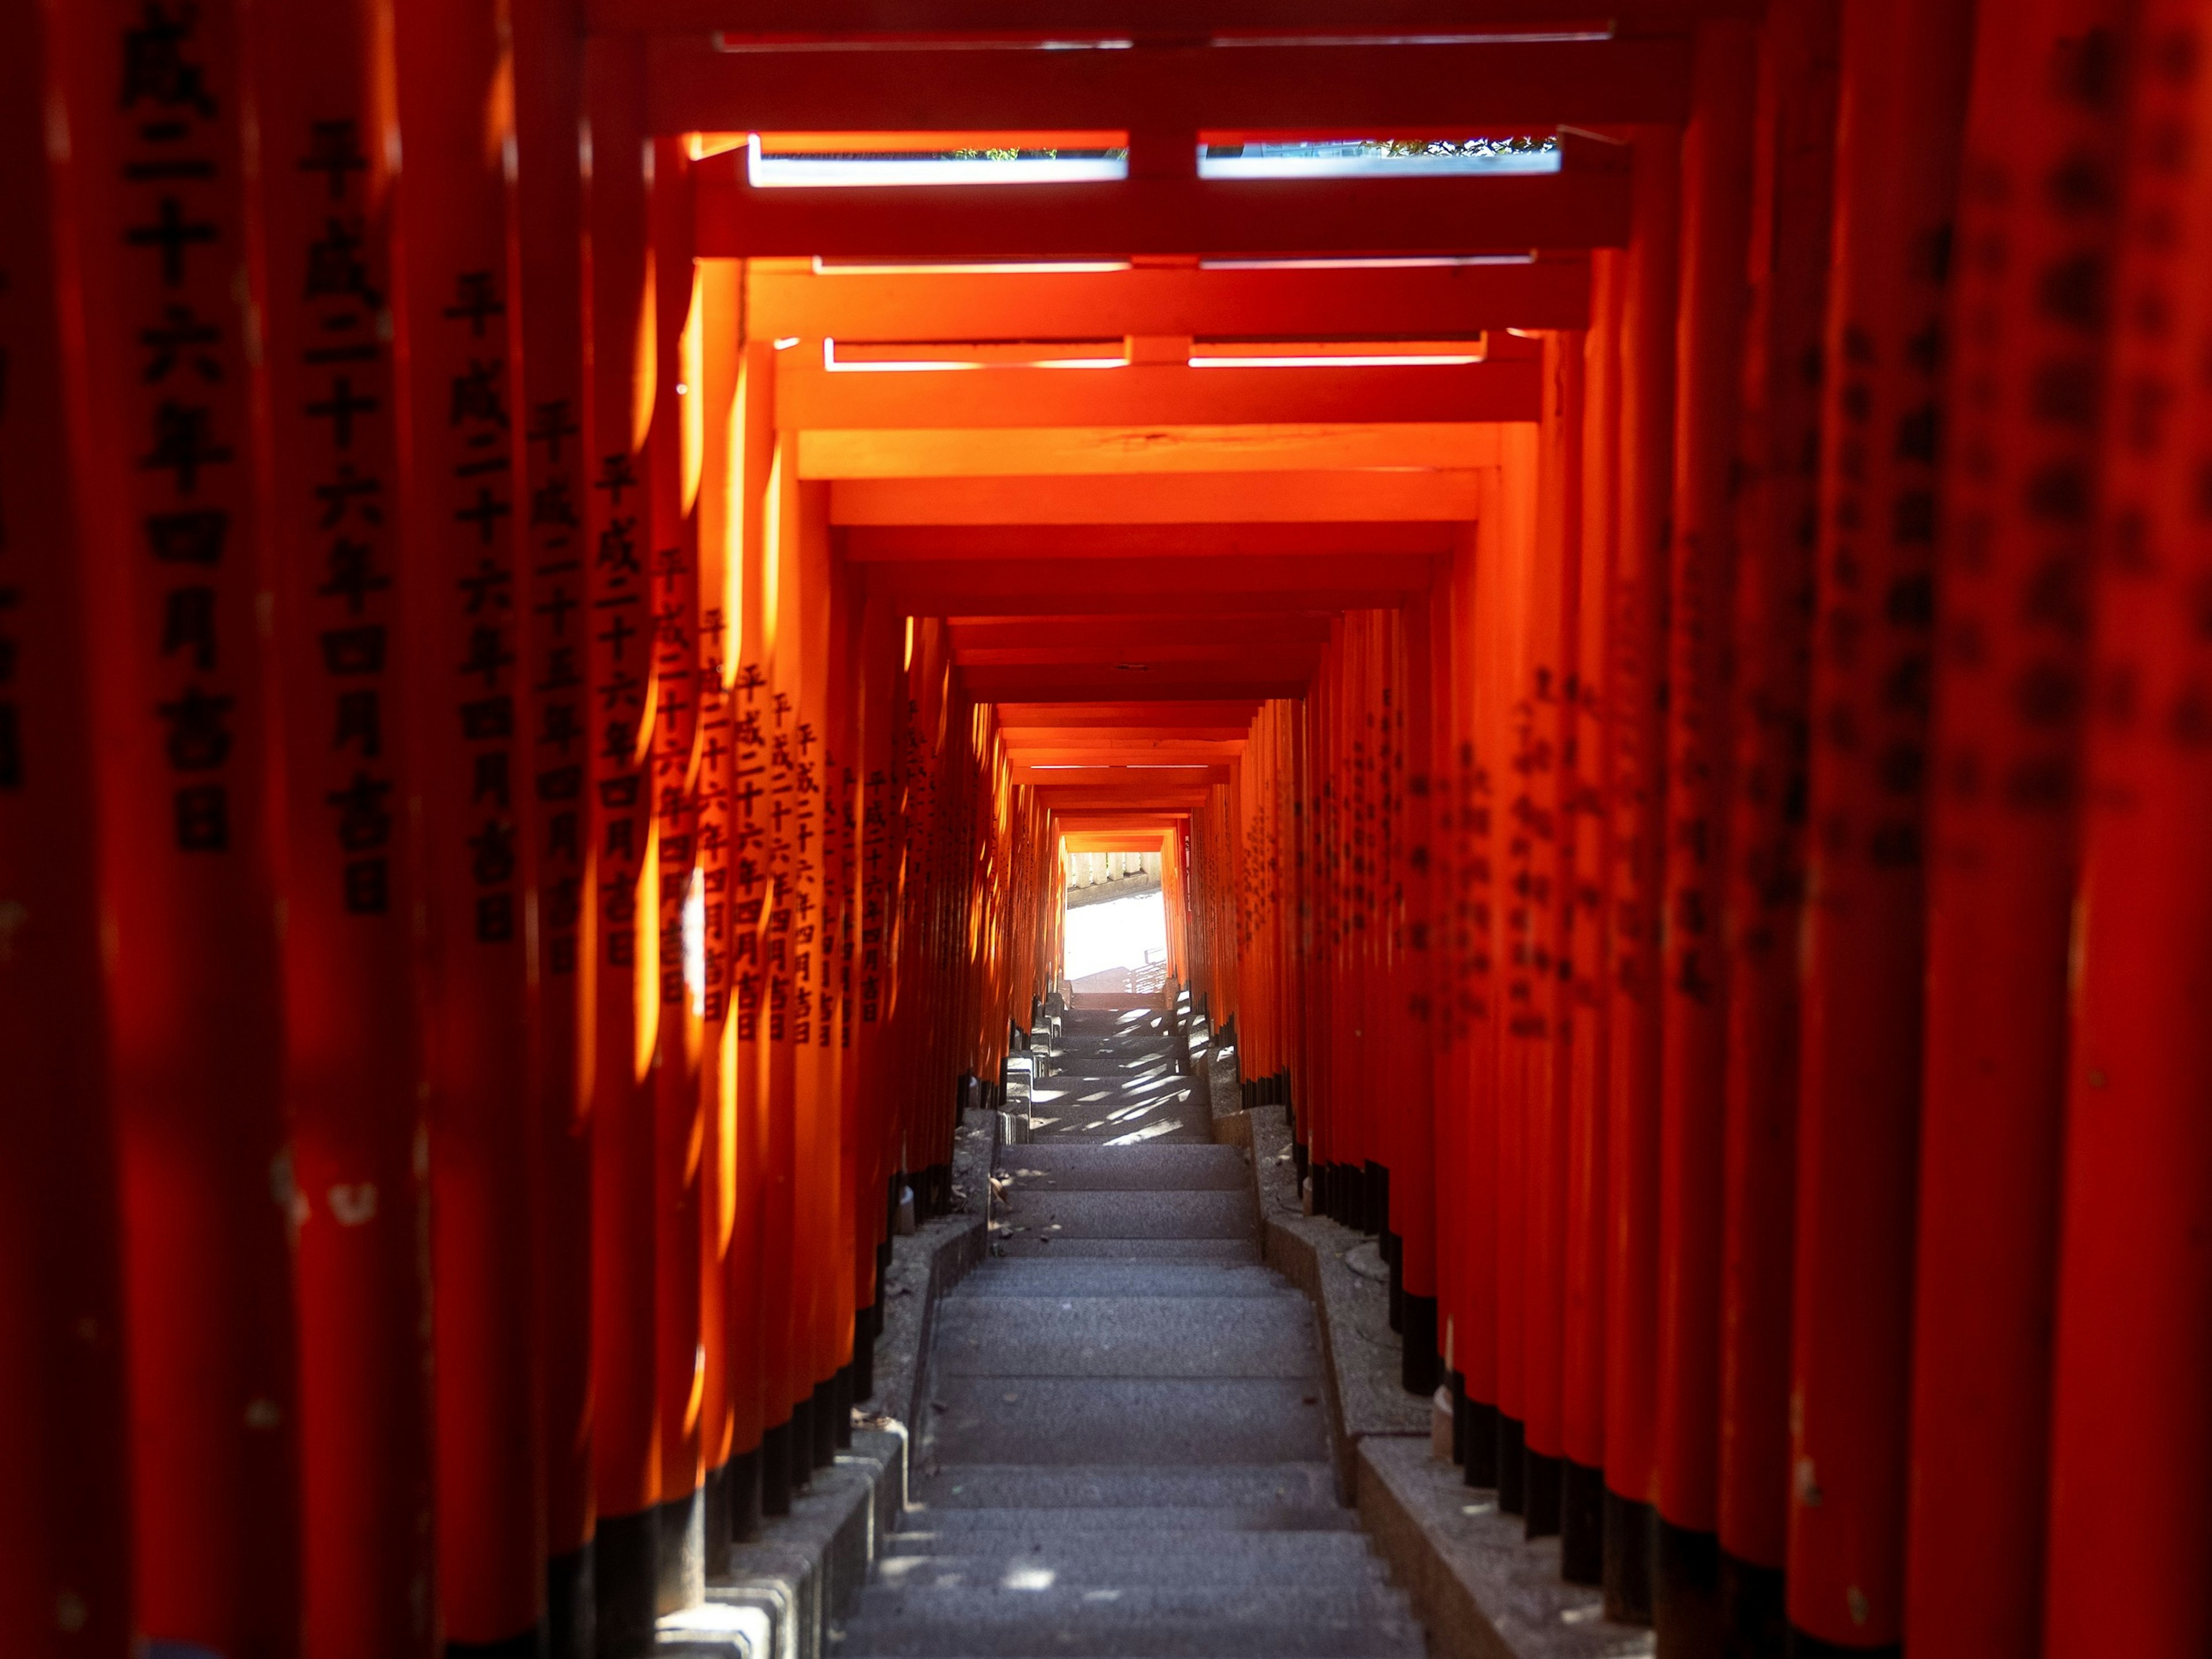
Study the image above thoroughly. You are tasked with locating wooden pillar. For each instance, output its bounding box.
[510,0,595,1645]
[1397,597,1442,1396]
[1906,1,2127,1653]
[725,337,778,1541]
[245,2,437,1650]
[581,32,661,1649]
[0,6,138,1647]
[1521,331,1583,1540]
[1654,23,1759,1654]
[694,255,743,1571]
[1604,124,1679,1627]
[1717,1,1838,1645]
[647,132,706,1613]
[1562,249,1625,1584]
[389,0,544,1644]
[1789,0,1975,1647]
[2041,6,2212,1654]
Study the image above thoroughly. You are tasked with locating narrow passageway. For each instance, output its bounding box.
[838,1001,1427,1659]
[17,4,2212,1657]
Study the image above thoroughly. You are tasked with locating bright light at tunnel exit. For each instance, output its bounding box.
[1063,887,1168,988]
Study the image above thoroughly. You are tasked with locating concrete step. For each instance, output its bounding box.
[932,1296,1317,1378]
[991,1236,1260,1262]
[995,1145,1249,1192]
[908,1463,1340,1512]
[994,1190,1257,1243]
[925,1376,1331,1465]
[954,1263,1300,1300]
[835,1604,1422,1658]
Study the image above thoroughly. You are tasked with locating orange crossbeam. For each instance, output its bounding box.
[747,260,1592,342]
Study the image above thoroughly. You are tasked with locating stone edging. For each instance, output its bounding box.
[657,1110,998,1659]
[1225,1099,1652,1659]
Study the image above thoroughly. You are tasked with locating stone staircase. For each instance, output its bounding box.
[832,1001,1430,1659]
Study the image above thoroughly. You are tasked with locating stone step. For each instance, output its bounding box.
[835,1604,1422,1658]
[908,1463,1340,1512]
[995,1145,1249,1192]
[876,1557,1380,1601]
[850,1579,1412,1625]
[1022,1119,1212,1149]
[994,1190,1257,1243]
[876,1531,1362,1575]
[891,1503,1362,1536]
[925,1376,1331,1466]
[932,1296,1316,1378]
[991,1236,1260,1262]
[953,1263,1299,1300]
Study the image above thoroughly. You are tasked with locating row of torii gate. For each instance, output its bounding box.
[3,1,2206,1658]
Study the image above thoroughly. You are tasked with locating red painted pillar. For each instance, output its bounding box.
[1654,24,1758,1653]
[582,31,662,1648]
[1492,525,1529,1512]
[758,438,805,1510]
[694,255,743,1570]
[1790,0,1975,1647]
[1718,0,1838,1639]
[244,2,440,1650]
[1443,522,1499,1482]
[725,336,778,1540]
[510,1,594,1643]
[647,133,706,1611]
[1396,596,1442,1397]
[1521,331,1583,1540]
[1907,1,2127,1653]
[388,0,546,1645]
[1604,124,1679,1627]
[44,1,308,1643]
[1562,250,1624,1583]
[2041,8,2212,1655]
[0,9,137,1646]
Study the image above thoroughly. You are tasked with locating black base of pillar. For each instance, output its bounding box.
[761,1419,794,1517]
[789,1395,816,1487]
[1720,1552,1787,1659]
[1389,1291,1442,1397]
[1525,1449,1562,1539]
[1363,1160,1386,1237]
[1560,1460,1606,1585]
[1448,1371,1469,1465]
[833,1364,854,1449]
[1497,1415,1527,1514]
[810,1377,837,1469]
[1463,1399,1499,1487]
[1400,1294,1440,1395]
[594,1507,658,1657]
[703,1460,732,1581]
[447,1623,546,1657]
[1654,1518,1722,1657]
[729,1446,764,1543]
[1785,1634,1897,1659]
[547,1543,594,1659]
[1604,1490,1656,1626]
[1291,1140,1308,1188]
[853,1309,878,1404]
[1387,1234,1404,1332]
[657,1484,704,1613]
